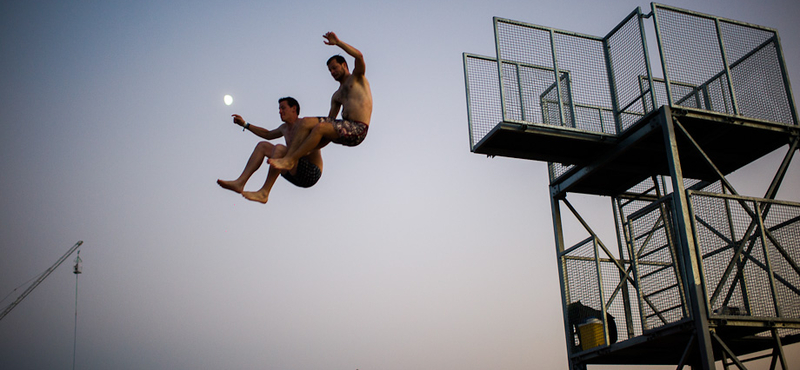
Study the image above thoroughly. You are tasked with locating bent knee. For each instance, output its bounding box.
[255,141,274,153]
[272,144,288,157]
[310,119,336,135]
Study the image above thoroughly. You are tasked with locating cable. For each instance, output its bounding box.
[72,251,82,370]
[0,271,47,305]
[73,271,78,370]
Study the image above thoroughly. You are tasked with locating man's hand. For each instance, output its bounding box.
[231,114,246,127]
[323,32,340,46]
[322,31,365,76]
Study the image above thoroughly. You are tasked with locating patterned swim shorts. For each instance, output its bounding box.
[281,157,322,188]
[320,117,369,147]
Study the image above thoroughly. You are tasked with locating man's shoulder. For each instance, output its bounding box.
[276,122,292,132]
[345,74,370,89]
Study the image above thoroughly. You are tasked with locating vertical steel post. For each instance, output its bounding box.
[602,27,621,134]
[651,4,674,108]
[663,196,690,318]
[463,53,476,151]
[756,200,784,318]
[625,214,647,332]
[516,63,527,122]
[772,31,799,126]
[592,236,610,346]
[771,328,789,370]
[551,190,581,369]
[613,197,636,340]
[638,8,658,116]
[494,18,509,123]
[714,18,740,115]
[549,29,568,127]
[660,106,715,369]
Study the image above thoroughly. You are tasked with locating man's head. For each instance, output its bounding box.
[278,97,300,122]
[326,55,349,82]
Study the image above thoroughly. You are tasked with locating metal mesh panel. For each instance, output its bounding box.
[564,239,601,309]
[538,70,570,126]
[616,177,668,259]
[553,32,613,132]
[465,6,797,155]
[548,163,575,182]
[628,200,687,330]
[650,78,706,110]
[562,235,639,352]
[761,202,800,318]
[563,238,602,350]
[541,11,652,182]
[600,258,642,342]
[776,328,800,341]
[464,54,502,149]
[722,24,794,124]
[525,66,561,123]
[500,61,524,122]
[717,197,774,317]
[742,235,776,317]
[655,7,727,113]
[649,78,703,111]
[691,193,800,319]
[654,5,797,125]
[697,179,724,194]
[607,10,653,132]
[615,177,671,341]
[495,18,617,133]
[692,195,751,315]
[495,20,557,126]
[496,19,554,69]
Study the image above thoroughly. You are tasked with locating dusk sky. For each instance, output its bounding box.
[1,1,799,369]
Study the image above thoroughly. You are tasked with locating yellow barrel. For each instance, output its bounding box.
[578,318,604,350]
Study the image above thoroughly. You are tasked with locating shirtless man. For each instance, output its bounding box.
[217,97,323,204]
[269,32,372,171]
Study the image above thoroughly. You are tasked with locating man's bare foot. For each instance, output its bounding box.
[217,179,244,193]
[269,157,296,171]
[242,191,269,204]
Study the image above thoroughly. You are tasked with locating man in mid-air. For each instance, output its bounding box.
[217,97,323,204]
[269,31,373,171]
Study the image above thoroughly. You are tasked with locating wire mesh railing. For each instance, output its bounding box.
[689,191,800,320]
[463,3,798,178]
[652,3,798,125]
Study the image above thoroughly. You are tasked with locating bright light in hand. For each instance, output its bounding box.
[223,95,233,106]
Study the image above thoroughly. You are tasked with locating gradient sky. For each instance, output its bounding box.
[1,1,799,369]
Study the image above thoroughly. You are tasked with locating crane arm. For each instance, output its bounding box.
[0,241,83,321]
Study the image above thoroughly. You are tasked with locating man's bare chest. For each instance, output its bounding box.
[333,82,354,103]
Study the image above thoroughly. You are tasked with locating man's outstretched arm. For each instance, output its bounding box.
[324,32,365,76]
[231,114,284,140]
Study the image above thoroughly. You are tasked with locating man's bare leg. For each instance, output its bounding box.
[270,119,337,171]
[266,117,317,171]
[242,145,288,204]
[217,141,277,193]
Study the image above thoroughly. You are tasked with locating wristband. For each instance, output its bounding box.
[243,122,250,131]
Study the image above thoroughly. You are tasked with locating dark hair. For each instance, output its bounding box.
[278,96,300,115]
[327,55,347,66]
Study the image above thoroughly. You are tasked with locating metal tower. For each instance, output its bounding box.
[464,3,800,369]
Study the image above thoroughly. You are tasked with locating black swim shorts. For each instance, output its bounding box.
[281,157,322,188]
